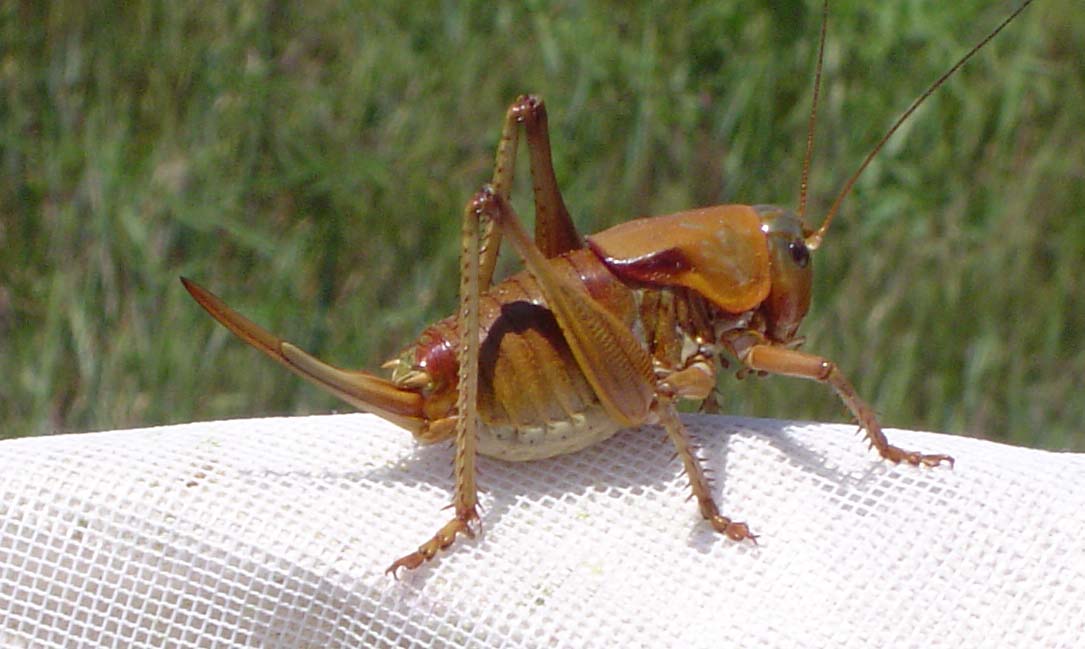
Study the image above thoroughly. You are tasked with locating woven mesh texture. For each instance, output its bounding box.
[1,413,1083,648]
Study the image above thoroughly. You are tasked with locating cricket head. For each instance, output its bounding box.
[755,205,813,343]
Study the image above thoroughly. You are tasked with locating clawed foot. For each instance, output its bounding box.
[385,507,480,578]
[880,444,954,468]
[709,515,758,544]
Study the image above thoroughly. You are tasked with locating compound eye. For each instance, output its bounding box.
[788,240,810,268]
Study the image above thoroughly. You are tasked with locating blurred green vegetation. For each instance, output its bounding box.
[1,1,1082,450]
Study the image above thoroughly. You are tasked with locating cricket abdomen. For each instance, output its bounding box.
[476,300,624,460]
[396,249,642,460]
[477,403,623,461]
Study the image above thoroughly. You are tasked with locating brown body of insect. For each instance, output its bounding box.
[182,1,1032,576]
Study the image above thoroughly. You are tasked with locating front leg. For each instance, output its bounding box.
[727,331,953,467]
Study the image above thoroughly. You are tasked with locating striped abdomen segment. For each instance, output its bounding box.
[411,249,639,461]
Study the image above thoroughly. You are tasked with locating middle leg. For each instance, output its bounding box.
[656,402,756,542]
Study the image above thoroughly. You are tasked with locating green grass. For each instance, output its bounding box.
[2,1,1083,450]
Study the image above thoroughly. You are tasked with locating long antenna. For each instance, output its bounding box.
[804,0,1034,250]
[798,0,830,220]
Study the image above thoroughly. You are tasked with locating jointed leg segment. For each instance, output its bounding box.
[480,95,581,288]
[657,403,755,542]
[728,331,953,467]
[386,189,489,577]
[387,95,585,575]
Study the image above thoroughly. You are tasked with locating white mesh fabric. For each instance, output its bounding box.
[1,413,1082,648]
